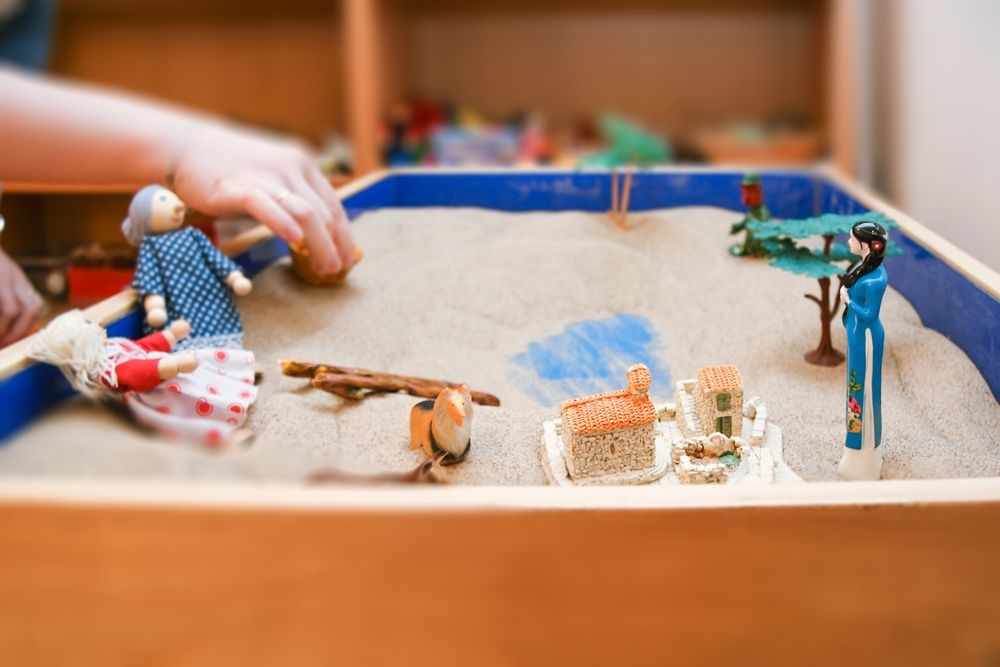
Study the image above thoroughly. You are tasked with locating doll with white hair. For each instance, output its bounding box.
[28,310,257,449]
[123,185,252,350]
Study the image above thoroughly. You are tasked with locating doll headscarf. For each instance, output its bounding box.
[121,184,164,247]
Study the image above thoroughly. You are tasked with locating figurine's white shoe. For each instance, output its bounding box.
[837,445,882,481]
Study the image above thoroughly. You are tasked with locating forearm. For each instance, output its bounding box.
[847,300,876,322]
[0,67,214,185]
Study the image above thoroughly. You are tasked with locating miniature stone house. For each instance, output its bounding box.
[694,365,743,437]
[560,364,658,480]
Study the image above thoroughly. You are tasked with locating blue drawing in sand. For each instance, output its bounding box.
[508,314,671,407]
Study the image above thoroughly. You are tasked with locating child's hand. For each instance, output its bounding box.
[0,248,43,347]
[171,125,356,277]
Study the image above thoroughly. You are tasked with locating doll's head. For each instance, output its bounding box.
[843,220,888,288]
[121,185,187,246]
[28,310,112,396]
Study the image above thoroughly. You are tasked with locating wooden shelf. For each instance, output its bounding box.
[41,0,851,175]
[2,182,143,195]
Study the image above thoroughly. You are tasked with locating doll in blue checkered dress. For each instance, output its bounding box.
[123,185,252,350]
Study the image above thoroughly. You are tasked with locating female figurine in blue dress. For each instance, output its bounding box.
[837,220,889,481]
[123,185,252,350]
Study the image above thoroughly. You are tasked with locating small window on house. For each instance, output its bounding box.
[716,416,732,436]
[716,392,731,411]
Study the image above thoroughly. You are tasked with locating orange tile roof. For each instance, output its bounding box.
[697,365,743,392]
[561,365,657,436]
[626,364,651,394]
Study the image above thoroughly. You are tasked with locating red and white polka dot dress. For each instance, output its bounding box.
[110,341,258,447]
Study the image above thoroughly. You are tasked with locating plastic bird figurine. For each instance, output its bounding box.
[123,185,252,349]
[409,385,473,465]
[729,172,772,257]
[837,220,889,481]
[28,310,257,448]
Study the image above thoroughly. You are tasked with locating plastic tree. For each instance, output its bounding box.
[729,172,771,257]
[580,114,671,228]
[747,211,900,366]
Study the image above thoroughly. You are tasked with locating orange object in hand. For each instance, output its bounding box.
[290,244,363,287]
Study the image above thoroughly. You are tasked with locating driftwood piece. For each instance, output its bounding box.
[307,452,446,486]
[279,360,501,407]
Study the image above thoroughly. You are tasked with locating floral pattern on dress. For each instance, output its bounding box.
[846,370,863,433]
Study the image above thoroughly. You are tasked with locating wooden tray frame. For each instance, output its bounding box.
[1,168,998,665]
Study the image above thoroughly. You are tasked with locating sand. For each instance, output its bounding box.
[2,206,998,484]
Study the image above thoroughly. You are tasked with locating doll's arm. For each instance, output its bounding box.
[113,353,198,393]
[133,320,190,352]
[143,295,168,328]
[226,271,252,296]
[193,229,248,291]
[133,242,168,327]
[846,282,879,322]
[156,352,199,380]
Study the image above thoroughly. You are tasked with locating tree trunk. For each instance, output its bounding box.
[804,276,845,366]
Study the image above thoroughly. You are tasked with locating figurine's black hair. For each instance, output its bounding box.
[842,220,888,289]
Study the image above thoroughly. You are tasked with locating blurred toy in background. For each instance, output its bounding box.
[409,385,474,466]
[122,185,251,349]
[692,118,822,165]
[837,220,889,481]
[380,98,557,168]
[432,125,520,167]
[67,243,135,305]
[381,99,444,166]
[746,211,899,367]
[517,112,554,165]
[579,114,672,229]
[316,134,355,178]
[729,172,772,257]
[28,310,257,449]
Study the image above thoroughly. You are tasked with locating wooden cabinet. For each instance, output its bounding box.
[41,0,852,174]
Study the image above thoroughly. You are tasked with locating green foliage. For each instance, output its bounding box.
[718,452,741,469]
[579,113,671,168]
[747,211,901,279]
[849,370,862,393]
[769,248,846,279]
[747,210,896,241]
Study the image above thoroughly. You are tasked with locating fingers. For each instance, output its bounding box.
[0,279,16,345]
[305,167,357,269]
[287,173,350,274]
[277,191,342,274]
[4,289,43,348]
[220,183,303,246]
[0,256,44,347]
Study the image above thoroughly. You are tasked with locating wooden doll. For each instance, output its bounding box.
[409,385,473,465]
[837,220,889,481]
[122,185,252,350]
[28,310,257,449]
